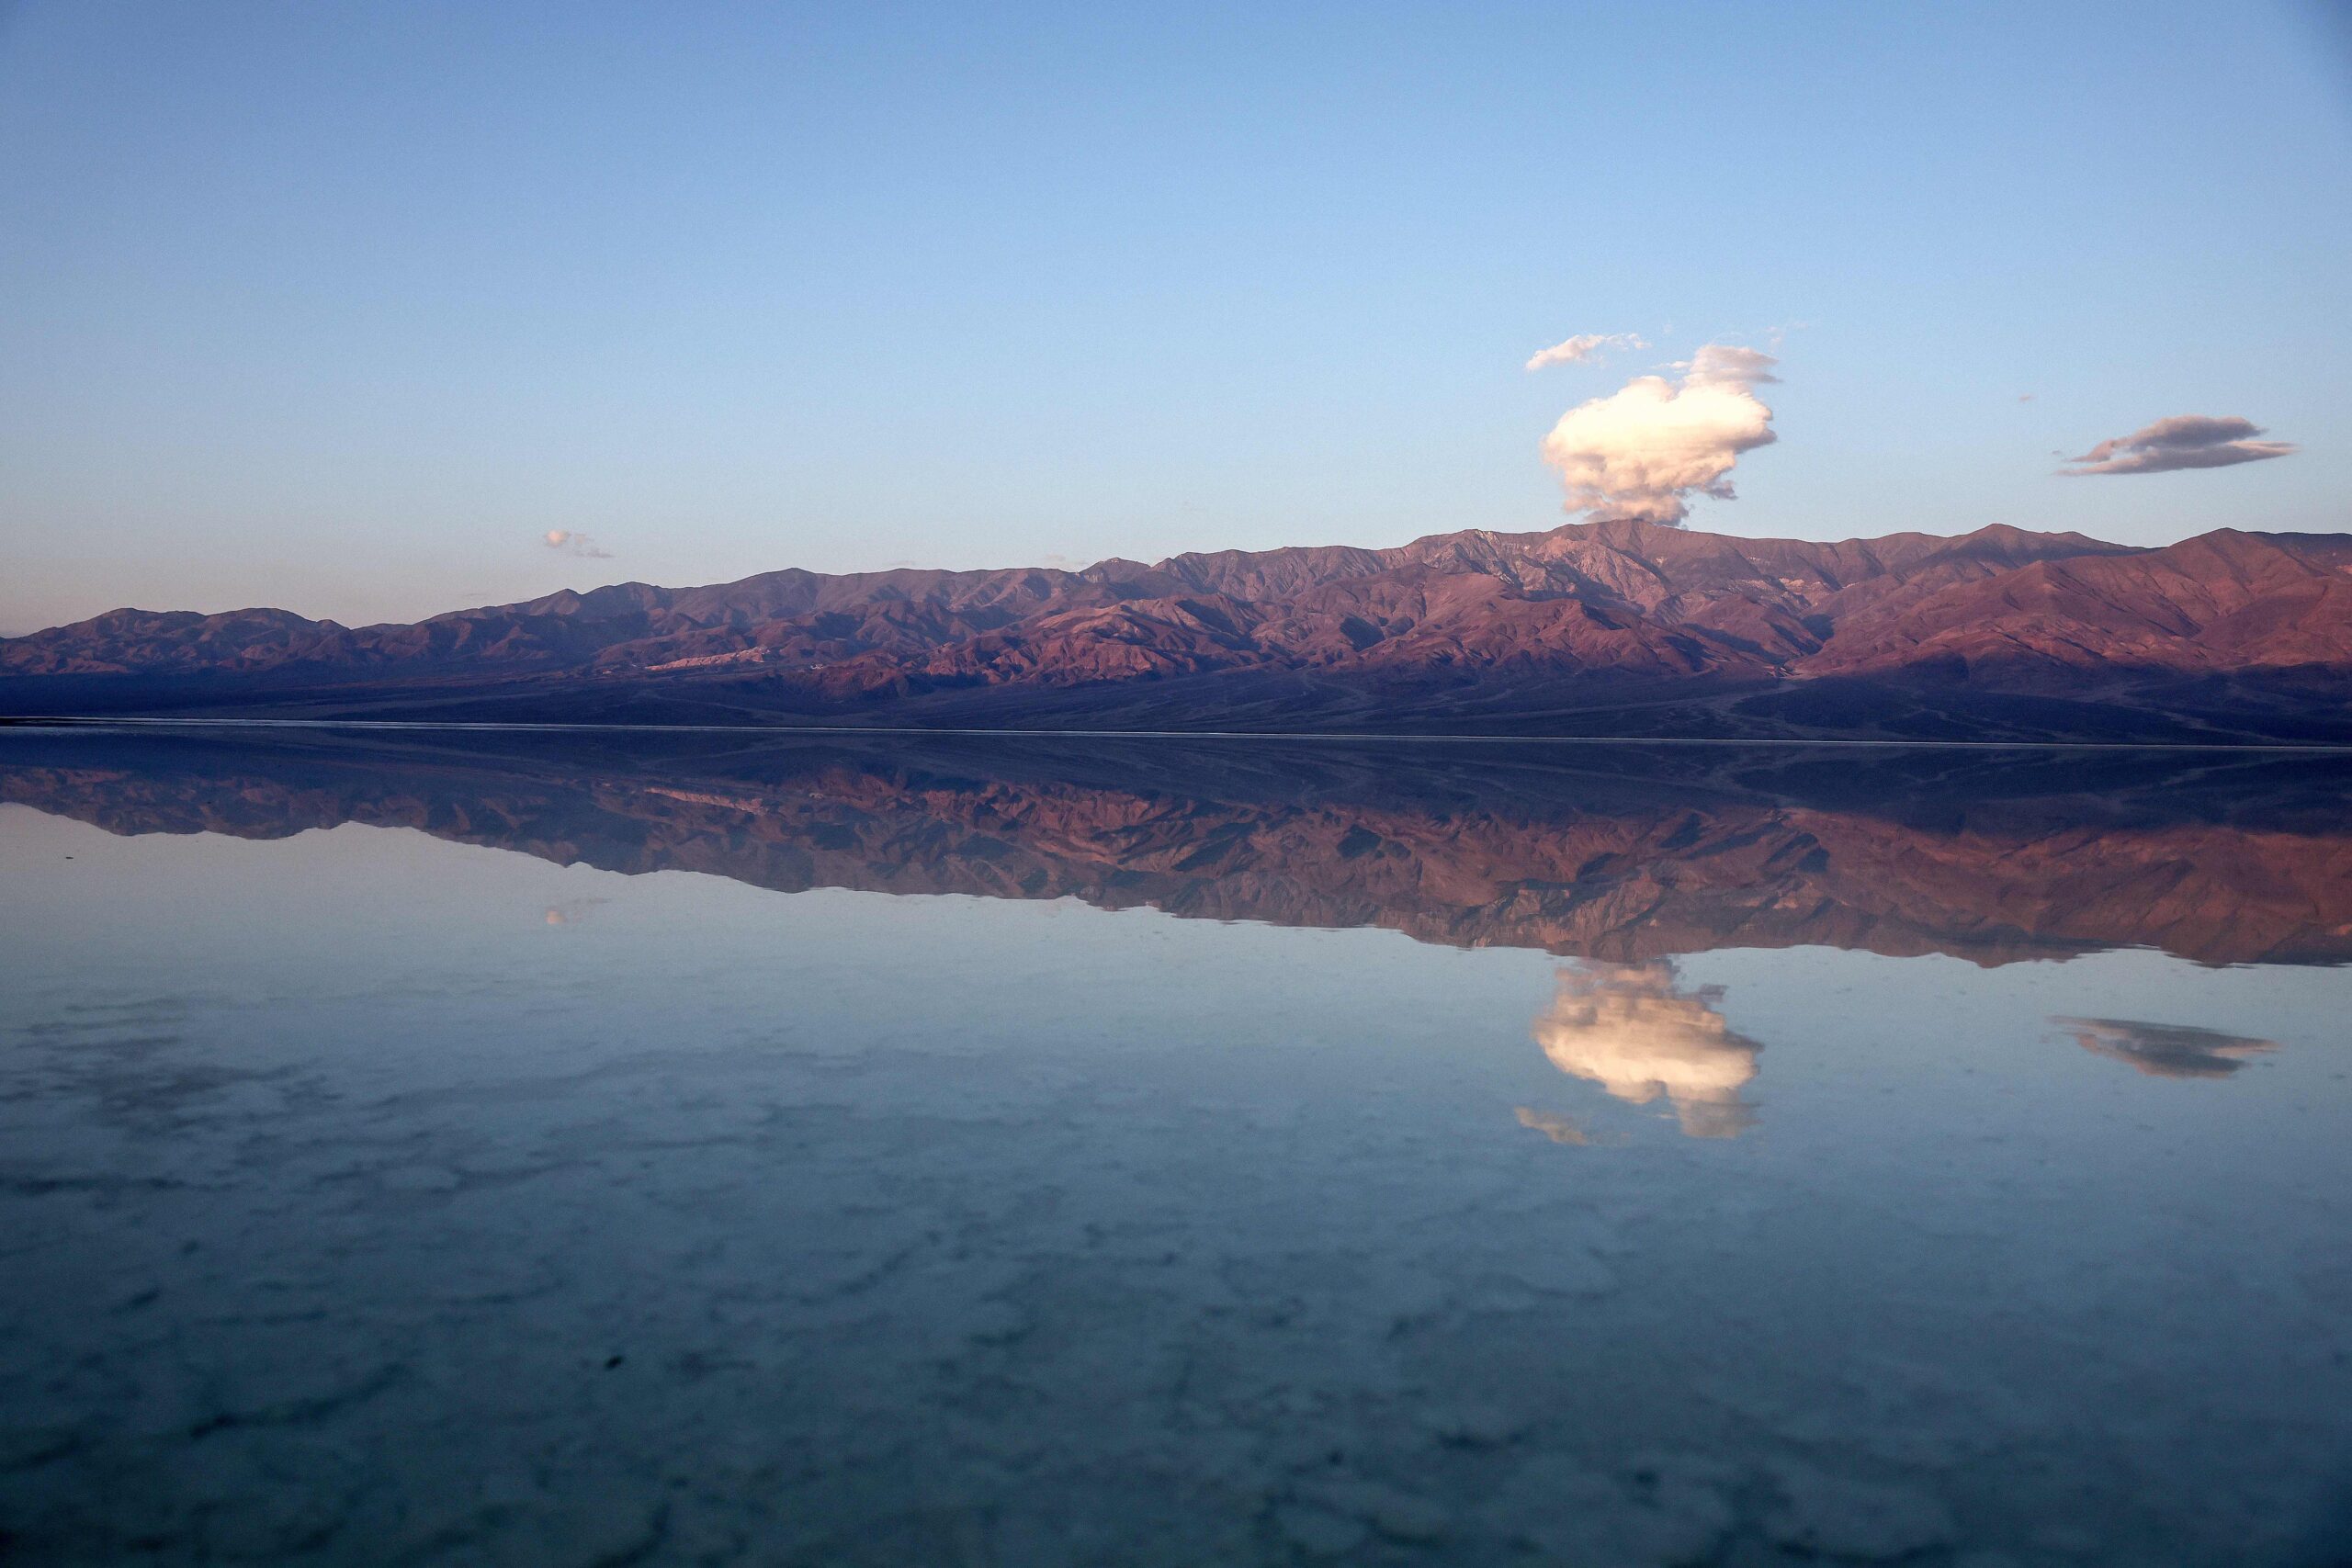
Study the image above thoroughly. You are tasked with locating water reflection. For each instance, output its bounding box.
[4,725,2349,969]
[1513,1106,1597,1144]
[1532,961,1762,1137]
[3,727,2349,1564]
[2060,1016,2283,1078]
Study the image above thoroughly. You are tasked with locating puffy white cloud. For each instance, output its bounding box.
[1524,332,1646,372]
[1531,961,1761,1138]
[2060,414,2295,476]
[1537,344,1779,525]
[543,529,614,558]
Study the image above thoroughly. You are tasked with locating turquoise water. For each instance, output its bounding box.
[1,729,2347,1565]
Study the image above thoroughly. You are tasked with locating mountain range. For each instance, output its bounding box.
[7,518,2352,740]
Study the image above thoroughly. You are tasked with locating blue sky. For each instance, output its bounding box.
[2,1,2346,632]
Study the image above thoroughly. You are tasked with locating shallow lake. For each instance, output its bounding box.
[2,728,2348,1565]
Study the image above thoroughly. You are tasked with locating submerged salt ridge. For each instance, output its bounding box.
[1,733,2348,1565]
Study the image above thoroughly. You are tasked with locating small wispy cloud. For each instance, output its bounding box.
[543,529,614,558]
[1524,332,1646,373]
[1536,343,1780,525]
[1676,344,1779,389]
[2060,414,2295,477]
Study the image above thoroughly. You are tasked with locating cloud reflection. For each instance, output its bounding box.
[1514,1107,1593,1145]
[1532,961,1761,1138]
[2057,1016,2279,1079]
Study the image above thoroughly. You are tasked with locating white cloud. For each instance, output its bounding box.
[1524,331,1646,373]
[1537,343,1780,525]
[543,529,614,558]
[1677,344,1780,389]
[2059,414,2295,476]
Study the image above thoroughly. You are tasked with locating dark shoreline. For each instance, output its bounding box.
[10,714,2352,754]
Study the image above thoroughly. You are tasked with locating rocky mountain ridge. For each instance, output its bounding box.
[6,519,2350,739]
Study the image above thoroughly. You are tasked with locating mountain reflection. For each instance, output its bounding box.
[1532,962,1761,1138]
[4,726,2351,970]
[2059,1017,2283,1079]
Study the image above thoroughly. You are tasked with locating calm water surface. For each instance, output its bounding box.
[2,728,2348,1565]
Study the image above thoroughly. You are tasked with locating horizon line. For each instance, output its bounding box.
[7,716,2351,755]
